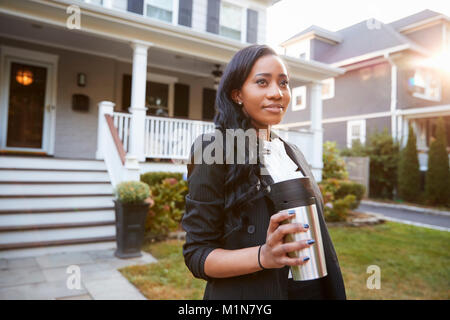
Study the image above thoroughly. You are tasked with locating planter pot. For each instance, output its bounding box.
[113,200,150,259]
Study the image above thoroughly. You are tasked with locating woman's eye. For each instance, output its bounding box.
[280,80,289,87]
[256,79,267,86]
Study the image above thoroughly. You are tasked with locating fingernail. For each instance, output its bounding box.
[307,239,315,245]
[303,257,310,262]
[288,209,296,215]
[303,224,309,229]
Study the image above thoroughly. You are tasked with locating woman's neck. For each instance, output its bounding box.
[257,126,271,142]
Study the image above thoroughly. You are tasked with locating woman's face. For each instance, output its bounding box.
[233,54,291,130]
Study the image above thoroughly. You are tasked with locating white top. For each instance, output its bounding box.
[261,138,304,279]
[261,138,304,183]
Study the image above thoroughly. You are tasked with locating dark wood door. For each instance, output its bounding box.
[6,62,47,149]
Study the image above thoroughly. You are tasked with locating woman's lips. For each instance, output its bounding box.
[263,104,283,114]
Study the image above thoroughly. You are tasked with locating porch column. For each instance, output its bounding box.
[309,81,324,182]
[129,41,150,162]
[96,101,115,160]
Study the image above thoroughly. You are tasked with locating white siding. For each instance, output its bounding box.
[257,7,266,44]
[192,0,208,33]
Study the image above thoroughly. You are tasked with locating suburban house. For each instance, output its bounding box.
[277,9,450,180]
[0,0,343,258]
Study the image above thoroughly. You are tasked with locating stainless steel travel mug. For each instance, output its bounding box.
[266,177,327,281]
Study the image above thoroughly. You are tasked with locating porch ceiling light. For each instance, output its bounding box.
[16,69,33,86]
[212,64,223,90]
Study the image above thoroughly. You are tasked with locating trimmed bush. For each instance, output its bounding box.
[141,173,188,241]
[324,194,357,222]
[141,171,183,187]
[334,179,366,210]
[114,181,151,204]
[398,124,421,202]
[425,117,450,206]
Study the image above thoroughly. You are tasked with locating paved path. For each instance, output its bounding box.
[0,249,157,300]
[357,202,450,232]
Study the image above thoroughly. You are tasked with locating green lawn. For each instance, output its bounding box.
[119,221,450,300]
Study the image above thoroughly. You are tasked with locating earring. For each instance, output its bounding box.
[238,101,243,105]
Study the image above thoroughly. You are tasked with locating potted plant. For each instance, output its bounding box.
[113,181,153,259]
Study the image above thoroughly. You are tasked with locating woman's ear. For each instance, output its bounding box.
[231,89,243,105]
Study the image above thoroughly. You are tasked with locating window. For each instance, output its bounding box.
[347,120,366,148]
[292,86,306,111]
[112,0,127,10]
[146,0,174,23]
[85,0,103,5]
[410,68,441,101]
[219,2,242,41]
[321,78,334,100]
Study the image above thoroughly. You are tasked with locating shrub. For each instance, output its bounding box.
[334,180,366,209]
[319,179,360,221]
[323,194,356,222]
[141,171,183,187]
[141,173,188,241]
[425,117,450,206]
[340,128,400,200]
[323,141,349,180]
[398,124,421,202]
[114,181,151,204]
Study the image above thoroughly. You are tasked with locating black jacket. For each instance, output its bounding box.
[182,130,346,300]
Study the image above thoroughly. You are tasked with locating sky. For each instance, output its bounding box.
[267,0,450,49]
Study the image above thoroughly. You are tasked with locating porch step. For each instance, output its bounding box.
[0,195,114,212]
[0,156,117,258]
[0,169,110,182]
[0,225,116,247]
[0,209,115,227]
[0,183,113,196]
[0,156,106,171]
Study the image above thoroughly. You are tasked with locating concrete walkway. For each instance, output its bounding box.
[0,249,157,300]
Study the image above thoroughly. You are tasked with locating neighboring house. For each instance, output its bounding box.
[0,0,342,257]
[277,10,450,180]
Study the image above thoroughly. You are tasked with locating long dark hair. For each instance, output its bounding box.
[213,44,278,215]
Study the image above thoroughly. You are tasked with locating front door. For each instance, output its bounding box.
[0,49,57,154]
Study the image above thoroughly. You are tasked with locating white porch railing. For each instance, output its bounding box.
[112,112,132,153]
[144,116,215,160]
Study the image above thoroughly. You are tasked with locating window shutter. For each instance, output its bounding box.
[122,74,132,112]
[174,83,190,118]
[127,0,144,15]
[246,9,258,44]
[202,88,217,121]
[206,0,220,34]
[178,0,193,27]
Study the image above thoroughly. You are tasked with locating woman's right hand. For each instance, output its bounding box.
[260,211,314,269]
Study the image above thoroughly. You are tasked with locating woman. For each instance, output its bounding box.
[182,44,346,300]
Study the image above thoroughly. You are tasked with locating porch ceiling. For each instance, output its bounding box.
[0,12,218,78]
[0,0,344,81]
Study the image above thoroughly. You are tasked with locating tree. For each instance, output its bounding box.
[397,124,421,202]
[322,141,348,180]
[425,117,450,206]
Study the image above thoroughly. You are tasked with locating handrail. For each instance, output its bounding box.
[105,114,126,165]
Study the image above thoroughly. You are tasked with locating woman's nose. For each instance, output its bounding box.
[267,84,283,99]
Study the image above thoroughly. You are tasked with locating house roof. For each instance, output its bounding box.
[322,18,431,64]
[282,10,442,65]
[281,25,343,45]
[388,9,444,30]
